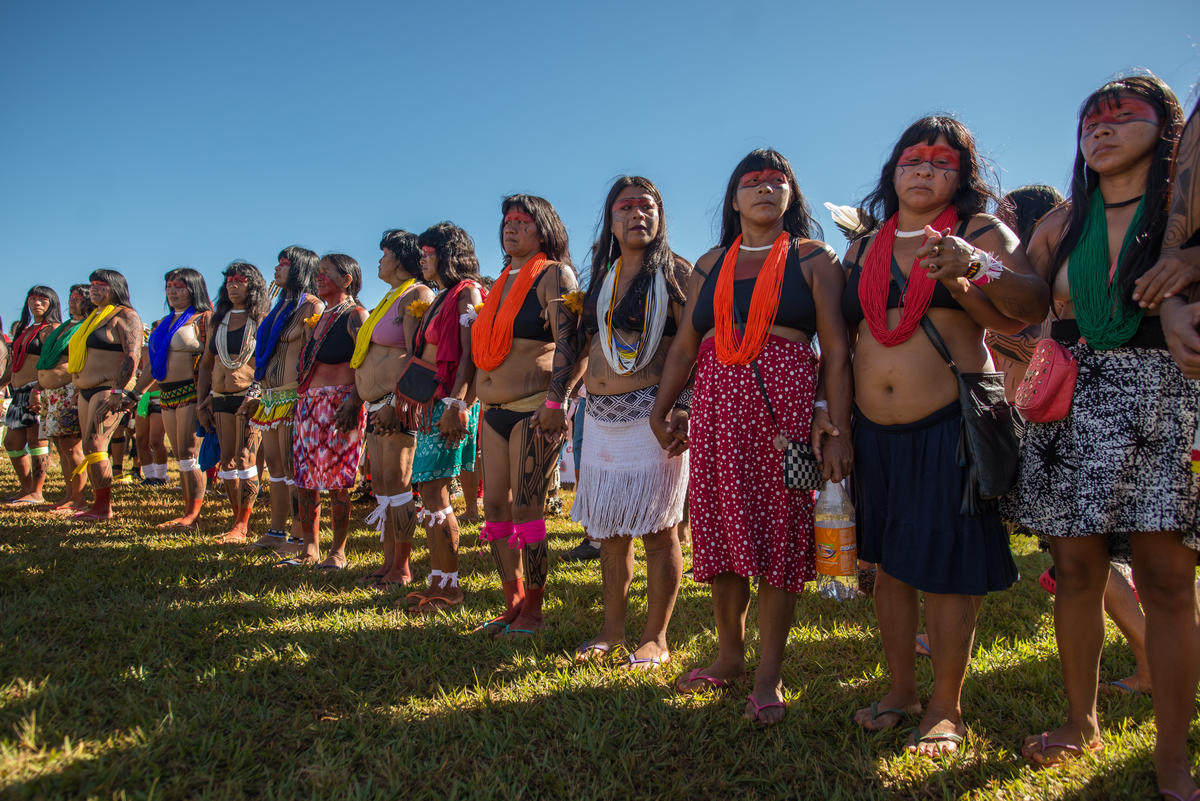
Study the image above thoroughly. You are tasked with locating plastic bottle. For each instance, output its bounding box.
[814,479,858,601]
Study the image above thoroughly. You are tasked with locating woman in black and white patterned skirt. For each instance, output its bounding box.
[1008,75,1199,798]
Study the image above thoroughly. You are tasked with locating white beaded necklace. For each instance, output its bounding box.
[739,243,775,252]
[895,228,927,239]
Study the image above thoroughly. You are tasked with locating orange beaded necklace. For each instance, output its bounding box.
[713,232,789,365]
[471,252,549,371]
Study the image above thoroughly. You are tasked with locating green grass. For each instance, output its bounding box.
[0,467,1194,800]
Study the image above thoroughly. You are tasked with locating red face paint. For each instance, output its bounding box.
[91,280,109,289]
[1083,95,1160,133]
[166,280,188,289]
[29,294,49,303]
[898,144,960,171]
[739,169,789,189]
[504,210,535,225]
[612,196,658,215]
[225,274,248,284]
[421,246,436,256]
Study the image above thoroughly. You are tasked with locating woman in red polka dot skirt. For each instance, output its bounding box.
[651,149,853,726]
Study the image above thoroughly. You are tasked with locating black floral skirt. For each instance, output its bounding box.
[1004,342,1200,560]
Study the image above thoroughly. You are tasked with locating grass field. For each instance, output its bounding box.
[0,466,1194,800]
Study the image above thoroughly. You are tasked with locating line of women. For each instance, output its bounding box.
[3,69,1198,799]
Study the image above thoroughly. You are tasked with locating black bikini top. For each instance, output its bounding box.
[510,269,554,343]
[841,219,997,327]
[87,330,124,352]
[207,318,247,355]
[315,313,355,364]
[581,269,679,339]
[691,241,825,339]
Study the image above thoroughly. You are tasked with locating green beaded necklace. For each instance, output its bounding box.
[1068,189,1146,350]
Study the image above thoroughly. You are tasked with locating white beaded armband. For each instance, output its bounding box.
[441,397,468,412]
[965,250,1004,285]
[458,306,478,327]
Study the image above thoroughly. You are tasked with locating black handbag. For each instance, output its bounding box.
[394,356,440,406]
[889,259,1021,513]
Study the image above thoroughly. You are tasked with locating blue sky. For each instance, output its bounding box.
[2,0,1198,326]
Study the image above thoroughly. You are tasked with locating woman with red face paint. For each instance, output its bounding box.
[1007,77,1199,795]
[473,195,581,638]
[68,269,144,522]
[136,268,213,530]
[573,176,691,668]
[394,223,483,613]
[841,116,1048,756]
[349,229,433,589]
[284,254,368,569]
[196,262,269,543]
[4,286,62,506]
[650,149,853,726]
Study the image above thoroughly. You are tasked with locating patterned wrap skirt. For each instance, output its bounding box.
[5,381,39,430]
[293,384,366,491]
[40,384,80,438]
[571,386,688,540]
[250,384,299,430]
[412,401,479,483]
[689,335,816,593]
[159,379,197,410]
[1005,342,1200,559]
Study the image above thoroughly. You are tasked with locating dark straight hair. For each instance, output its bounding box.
[69,283,96,318]
[1049,73,1184,308]
[500,194,572,267]
[585,176,688,318]
[718,148,821,247]
[997,184,1065,245]
[89,269,132,307]
[16,285,62,337]
[859,115,996,230]
[418,222,482,288]
[278,245,319,298]
[379,229,422,281]
[320,253,363,302]
[164,267,213,313]
[212,261,269,330]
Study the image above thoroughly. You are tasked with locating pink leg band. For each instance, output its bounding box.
[481,521,514,543]
[512,519,546,548]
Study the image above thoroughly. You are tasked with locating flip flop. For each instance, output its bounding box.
[857,701,916,731]
[4,498,41,506]
[409,593,463,615]
[675,667,733,695]
[915,635,931,658]
[574,641,612,661]
[471,616,509,636]
[624,652,671,670]
[909,727,964,756]
[1100,679,1148,696]
[498,625,540,639]
[273,557,313,567]
[744,694,787,726]
[314,563,345,571]
[1021,732,1104,768]
[1039,567,1057,595]
[1159,789,1200,801]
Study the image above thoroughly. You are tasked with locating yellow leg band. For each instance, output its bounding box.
[72,451,109,478]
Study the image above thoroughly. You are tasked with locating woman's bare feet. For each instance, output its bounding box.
[674,659,745,694]
[744,675,786,726]
[1020,723,1103,768]
[905,714,966,757]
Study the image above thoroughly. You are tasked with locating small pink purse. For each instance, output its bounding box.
[1015,339,1078,422]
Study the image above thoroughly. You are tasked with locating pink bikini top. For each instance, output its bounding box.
[370,300,409,349]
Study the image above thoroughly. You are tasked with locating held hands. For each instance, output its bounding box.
[104,390,126,414]
[334,398,363,433]
[915,226,972,283]
[531,404,567,443]
[1162,299,1200,379]
[811,406,852,483]
[27,390,41,416]
[370,404,397,436]
[237,396,260,418]
[650,409,690,456]
[1133,248,1200,309]
[438,405,469,444]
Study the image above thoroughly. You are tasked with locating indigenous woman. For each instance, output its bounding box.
[134,375,168,486]
[473,195,580,637]
[287,254,368,568]
[243,247,322,551]
[138,268,213,529]
[651,149,852,725]
[197,262,268,543]
[574,176,691,667]
[840,117,1047,754]
[1009,78,1198,797]
[349,230,433,587]
[4,286,61,505]
[33,284,92,513]
[68,269,144,521]
[397,222,483,612]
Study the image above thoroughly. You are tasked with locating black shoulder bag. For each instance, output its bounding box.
[889,259,1021,514]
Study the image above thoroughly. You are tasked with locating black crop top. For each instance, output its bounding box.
[316,313,355,364]
[87,330,124,352]
[840,219,997,327]
[581,273,679,339]
[207,318,247,355]
[691,242,824,339]
[510,269,554,343]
